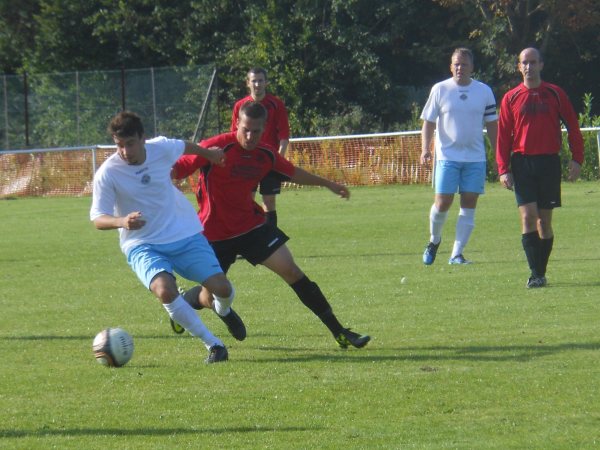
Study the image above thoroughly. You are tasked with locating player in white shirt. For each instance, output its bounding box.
[90,111,244,363]
[419,48,498,265]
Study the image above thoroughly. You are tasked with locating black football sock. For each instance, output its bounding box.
[522,231,542,278]
[539,236,554,277]
[290,275,344,335]
[265,210,278,228]
[182,285,203,310]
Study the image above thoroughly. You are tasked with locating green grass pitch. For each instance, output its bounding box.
[1,182,599,449]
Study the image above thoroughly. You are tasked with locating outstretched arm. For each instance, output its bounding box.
[183,142,225,166]
[290,167,350,199]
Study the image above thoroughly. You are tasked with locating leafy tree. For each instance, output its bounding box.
[0,0,40,73]
[433,0,600,109]
[214,0,456,135]
[25,0,113,72]
[4,0,600,139]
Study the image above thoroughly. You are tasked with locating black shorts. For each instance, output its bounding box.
[255,172,283,196]
[511,153,561,209]
[209,224,290,273]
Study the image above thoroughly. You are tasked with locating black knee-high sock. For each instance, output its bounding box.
[290,275,344,335]
[539,237,554,277]
[182,285,203,310]
[265,210,278,228]
[522,231,542,277]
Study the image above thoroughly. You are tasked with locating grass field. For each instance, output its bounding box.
[1,182,599,449]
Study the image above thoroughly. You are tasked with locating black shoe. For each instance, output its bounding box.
[526,276,547,289]
[217,308,247,341]
[335,328,371,349]
[169,318,185,334]
[205,345,228,364]
[179,285,203,310]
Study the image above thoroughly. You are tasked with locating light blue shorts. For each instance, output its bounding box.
[434,160,486,195]
[127,234,223,289]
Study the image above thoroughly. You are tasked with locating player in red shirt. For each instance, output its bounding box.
[231,67,290,227]
[496,47,584,288]
[173,101,370,350]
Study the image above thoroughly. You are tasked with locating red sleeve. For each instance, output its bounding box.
[275,98,290,141]
[230,101,241,132]
[558,88,584,164]
[273,150,295,178]
[172,134,226,179]
[172,154,205,179]
[496,93,515,175]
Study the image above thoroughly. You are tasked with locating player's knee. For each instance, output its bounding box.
[204,273,233,298]
[214,282,233,300]
[280,266,304,285]
[150,277,178,304]
[537,218,553,236]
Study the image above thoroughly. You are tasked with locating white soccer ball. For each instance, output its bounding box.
[92,328,134,367]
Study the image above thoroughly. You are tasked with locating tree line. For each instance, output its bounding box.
[1,0,599,137]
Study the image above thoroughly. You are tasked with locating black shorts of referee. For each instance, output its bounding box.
[511,153,562,209]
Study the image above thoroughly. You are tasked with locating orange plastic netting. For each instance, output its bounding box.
[0,133,431,198]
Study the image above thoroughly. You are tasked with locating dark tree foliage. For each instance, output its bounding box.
[3,0,599,135]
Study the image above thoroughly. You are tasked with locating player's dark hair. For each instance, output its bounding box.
[451,47,474,64]
[108,111,144,138]
[240,101,268,121]
[247,67,268,80]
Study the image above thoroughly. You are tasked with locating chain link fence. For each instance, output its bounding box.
[0,64,220,150]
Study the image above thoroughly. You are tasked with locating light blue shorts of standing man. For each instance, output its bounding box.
[127,233,224,289]
[434,160,486,195]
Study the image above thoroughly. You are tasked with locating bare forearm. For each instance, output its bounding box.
[485,120,498,153]
[93,214,125,230]
[290,167,350,199]
[291,167,331,187]
[421,121,435,152]
[93,212,146,230]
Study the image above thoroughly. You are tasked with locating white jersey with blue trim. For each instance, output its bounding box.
[421,77,497,162]
[90,136,202,255]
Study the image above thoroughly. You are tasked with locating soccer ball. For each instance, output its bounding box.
[92,328,134,367]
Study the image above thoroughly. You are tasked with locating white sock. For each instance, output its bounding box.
[213,285,235,317]
[163,296,222,349]
[429,204,448,244]
[452,208,475,258]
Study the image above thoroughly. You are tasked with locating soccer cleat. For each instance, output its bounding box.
[205,345,229,364]
[170,318,185,334]
[526,276,547,289]
[423,241,441,265]
[335,328,371,349]
[448,254,472,265]
[217,308,247,341]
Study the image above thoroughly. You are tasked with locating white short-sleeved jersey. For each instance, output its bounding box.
[90,136,202,255]
[421,78,497,162]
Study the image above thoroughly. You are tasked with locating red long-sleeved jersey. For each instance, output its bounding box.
[231,93,290,150]
[172,132,295,241]
[496,81,584,175]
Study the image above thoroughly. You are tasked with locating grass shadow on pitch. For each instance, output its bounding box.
[244,341,600,364]
[0,334,192,341]
[0,425,316,439]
